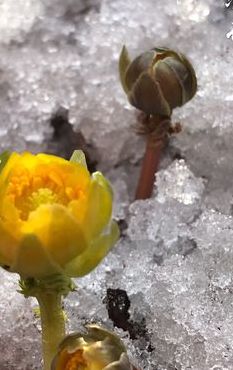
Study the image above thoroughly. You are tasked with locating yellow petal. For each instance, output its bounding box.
[22,204,87,268]
[68,197,88,225]
[0,152,21,194]
[0,195,21,225]
[12,234,61,278]
[36,152,69,165]
[0,220,19,267]
[51,349,71,370]
[82,172,113,239]
[65,221,119,277]
[84,342,113,369]
[36,153,90,182]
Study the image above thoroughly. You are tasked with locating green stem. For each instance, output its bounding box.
[36,291,65,370]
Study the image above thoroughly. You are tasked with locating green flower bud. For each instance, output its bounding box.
[119,46,197,117]
[51,325,133,370]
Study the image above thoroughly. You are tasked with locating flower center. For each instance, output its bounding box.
[6,170,71,221]
[29,188,58,210]
[65,350,88,370]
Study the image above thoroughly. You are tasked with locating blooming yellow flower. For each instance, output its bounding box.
[51,325,133,370]
[0,151,119,278]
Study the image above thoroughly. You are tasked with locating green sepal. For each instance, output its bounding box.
[153,47,197,104]
[92,171,113,198]
[124,50,154,92]
[51,325,132,370]
[57,324,126,355]
[0,151,11,173]
[179,53,197,102]
[18,273,76,298]
[155,59,183,109]
[128,71,171,116]
[107,353,134,370]
[65,220,119,277]
[119,45,131,94]
[70,150,87,168]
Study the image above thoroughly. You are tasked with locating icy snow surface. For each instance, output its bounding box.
[1,0,233,369]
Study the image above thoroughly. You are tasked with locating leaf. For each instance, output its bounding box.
[70,150,87,168]
[119,45,131,94]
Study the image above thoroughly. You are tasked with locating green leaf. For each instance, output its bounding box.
[119,45,131,94]
[70,150,87,168]
[0,151,11,173]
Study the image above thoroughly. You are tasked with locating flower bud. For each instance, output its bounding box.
[119,46,197,117]
[51,324,133,370]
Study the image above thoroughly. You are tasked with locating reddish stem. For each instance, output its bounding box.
[135,136,164,200]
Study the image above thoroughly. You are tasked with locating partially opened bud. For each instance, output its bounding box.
[51,325,133,370]
[119,46,197,116]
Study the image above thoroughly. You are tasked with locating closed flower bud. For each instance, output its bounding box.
[0,151,119,279]
[119,46,197,117]
[51,325,133,370]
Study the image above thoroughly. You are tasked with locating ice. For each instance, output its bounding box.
[1,0,233,369]
[67,199,233,370]
[156,160,205,205]
[64,204,233,370]
[177,0,210,23]
[0,0,44,44]
[0,269,40,370]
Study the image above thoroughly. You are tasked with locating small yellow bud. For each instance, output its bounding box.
[51,325,133,370]
[119,46,197,117]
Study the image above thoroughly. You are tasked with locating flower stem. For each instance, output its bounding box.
[36,291,65,370]
[135,136,164,200]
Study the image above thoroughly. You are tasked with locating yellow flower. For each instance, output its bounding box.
[0,151,119,278]
[51,325,133,370]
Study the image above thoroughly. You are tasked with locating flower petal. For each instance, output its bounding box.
[65,221,119,277]
[22,204,87,268]
[82,172,113,239]
[0,152,21,195]
[0,220,19,267]
[12,234,61,278]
